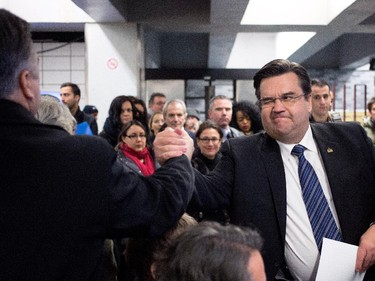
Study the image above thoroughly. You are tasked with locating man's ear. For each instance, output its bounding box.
[19,69,34,100]
[74,94,80,104]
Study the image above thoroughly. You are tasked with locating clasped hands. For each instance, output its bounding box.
[153,127,194,165]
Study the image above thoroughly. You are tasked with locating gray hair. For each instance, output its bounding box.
[0,9,34,99]
[35,95,77,135]
[162,99,187,119]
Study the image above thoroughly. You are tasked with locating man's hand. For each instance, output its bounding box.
[356,223,375,272]
[154,127,194,165]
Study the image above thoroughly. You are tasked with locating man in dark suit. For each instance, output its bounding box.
[188,59,375,280]
[0,9,194,281]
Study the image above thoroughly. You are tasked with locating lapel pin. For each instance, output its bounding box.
[327,147,333,153]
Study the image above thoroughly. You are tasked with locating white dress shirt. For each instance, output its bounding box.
[277,126,341,281]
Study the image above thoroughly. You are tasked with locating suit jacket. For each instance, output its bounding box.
[191,122,375,281]
[0,99,194,281]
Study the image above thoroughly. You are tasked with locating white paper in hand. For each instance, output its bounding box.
[315,238,365,281]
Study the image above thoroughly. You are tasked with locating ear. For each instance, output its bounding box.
[307,94,312,113]
[150,262,157,279]
[74,94,80,103]
[19,69,34,100]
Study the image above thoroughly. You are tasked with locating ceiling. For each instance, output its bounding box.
[29,0,375,71]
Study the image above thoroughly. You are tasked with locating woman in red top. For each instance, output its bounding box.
[116,120,156,176]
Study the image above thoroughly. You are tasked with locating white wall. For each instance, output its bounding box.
[146,80,185,103]
[85,22,139,131]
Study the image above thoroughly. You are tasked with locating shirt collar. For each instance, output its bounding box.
[277,125,317,159]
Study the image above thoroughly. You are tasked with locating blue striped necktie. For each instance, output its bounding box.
[291,144,342,251]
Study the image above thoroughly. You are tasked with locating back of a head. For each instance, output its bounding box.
[0,9,33,99]
[156,222,264,281]
[125,213,197,281]
[35,95,77,135]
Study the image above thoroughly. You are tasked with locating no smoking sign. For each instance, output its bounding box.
[106,58,119,70]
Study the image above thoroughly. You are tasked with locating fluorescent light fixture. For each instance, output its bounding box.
[241,0,356,25]
[356,63,370,71]
[0,0,95,23]
[226,32,315,69]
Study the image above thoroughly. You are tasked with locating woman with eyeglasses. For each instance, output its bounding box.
[189,120,230,225]
[116,120,156,176]
[114,120,158,280]
[99,95,136,147]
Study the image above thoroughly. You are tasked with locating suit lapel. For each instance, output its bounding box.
[311,125,344,216]
[260,134,288,239]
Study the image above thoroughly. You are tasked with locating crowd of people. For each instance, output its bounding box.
[1,8,375,281]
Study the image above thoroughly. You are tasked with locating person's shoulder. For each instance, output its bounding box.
[230,126,244,137]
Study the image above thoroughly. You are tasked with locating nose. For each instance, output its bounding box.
[273,98,285,111]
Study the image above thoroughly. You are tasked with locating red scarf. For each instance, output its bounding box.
[120,143,155,176]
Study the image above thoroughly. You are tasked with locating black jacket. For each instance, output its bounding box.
[0,99,194,281]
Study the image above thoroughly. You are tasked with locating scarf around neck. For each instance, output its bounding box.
[120,143,155,176]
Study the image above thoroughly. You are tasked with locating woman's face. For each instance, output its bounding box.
[197,128,221,160]
[236,110,252,134]
[122,125,147,152]
[151,113,164,134]
[120,101,134,125]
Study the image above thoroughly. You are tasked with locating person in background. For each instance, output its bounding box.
[60,82,98,135]
[155,222,266,281]
[114,120,158,281]
[187,59,375,280]
[0,9,195,281]
[125,213,197,281]
[362,96,375,144]
[129,96,149,135]
[83,104,99,120]
[208,95,243,142]
[36,95,77,135]
[163,99,195,141]
[189,120,229,225]
[230,100,263,135]
[116,120,156,176]
[309,78,342,123]
[148,111,164,144]
[99,95,135,147]
[148,92,166,116]
[184,110,201,134]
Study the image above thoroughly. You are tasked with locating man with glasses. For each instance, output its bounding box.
[148,92,166,115]
[185,59,375,281]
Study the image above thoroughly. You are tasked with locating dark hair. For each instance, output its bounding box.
[149,92,166,107]
[83,105,98,114]
[0,9,33,98]
[368,97,375,112]
[230,101,263,134]
[129,97,149,134]
[311,78,331,91]
[195,120,223,140]
[107,95,136,129]
[253,59,311,101]
[117,120,147,144]
[125,214,197,281]
[60,82,81,97]
[156,222,264,281]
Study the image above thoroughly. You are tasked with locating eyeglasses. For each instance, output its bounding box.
[258,93,306,108]
[126,134,147,140]
[198,137,220,144]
